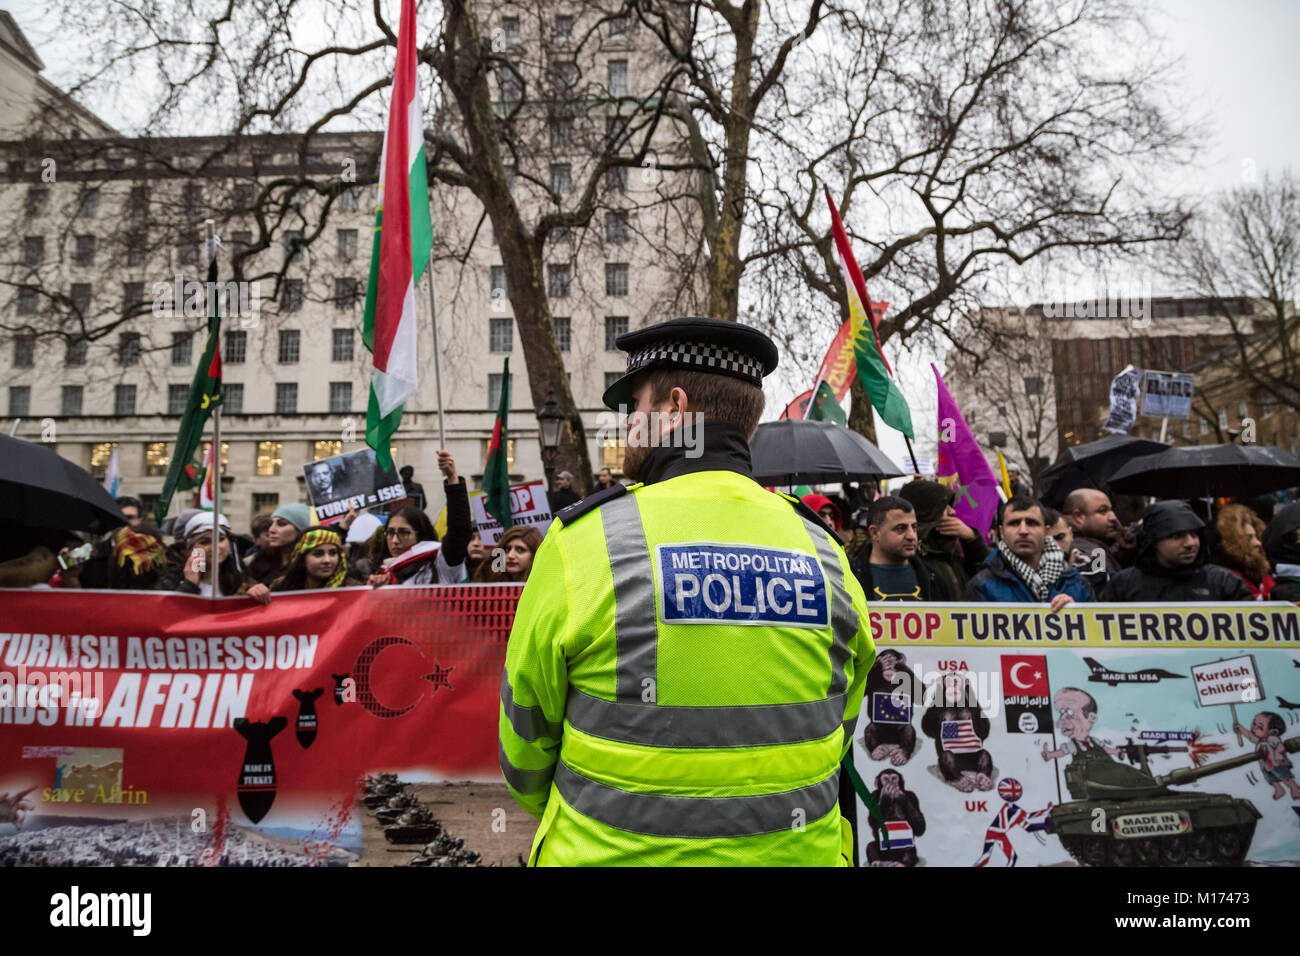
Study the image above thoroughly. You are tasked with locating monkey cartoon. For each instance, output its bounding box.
[864,769,925,867]
[861,649,918,766]
[921,671,993,792]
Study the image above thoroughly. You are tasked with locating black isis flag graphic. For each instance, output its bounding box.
[332,673,349,706]
[292,688,324,748]
[233,716,287,823]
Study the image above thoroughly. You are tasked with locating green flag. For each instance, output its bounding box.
[483,358,513,531]
[808,380,847,425]
[153,255,222,524]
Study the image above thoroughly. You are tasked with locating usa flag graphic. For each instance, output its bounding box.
[941,719,982,753]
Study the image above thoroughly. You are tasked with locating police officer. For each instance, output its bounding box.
[499,317,876,866]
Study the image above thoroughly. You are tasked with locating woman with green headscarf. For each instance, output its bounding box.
[244,526,362,604]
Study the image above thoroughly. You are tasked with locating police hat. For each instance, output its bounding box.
[602,316,779,411]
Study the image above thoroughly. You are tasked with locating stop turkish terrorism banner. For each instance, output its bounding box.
[0,586,516,865]
[853,602,1300,868]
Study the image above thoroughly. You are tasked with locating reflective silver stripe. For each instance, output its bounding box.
[566,687,845,748]
[554,761,841,838]
[499,742,554,795]
[841,713,859,747]
[601,494,657,702]
[500,671,562,742]
[802,518,856,696]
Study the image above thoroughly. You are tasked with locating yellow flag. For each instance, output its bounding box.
[996,450,1012,499]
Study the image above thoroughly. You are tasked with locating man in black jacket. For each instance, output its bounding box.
[1264,502,1300,602]
[897,480,987,600]
[851,495,942,601]
[1101,500,1252,602]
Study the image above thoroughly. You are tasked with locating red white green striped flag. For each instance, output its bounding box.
[825,188,914,439]
[363,0,434,471]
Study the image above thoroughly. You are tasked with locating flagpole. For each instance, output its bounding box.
[205,220,222,600]
[425,252,446,452]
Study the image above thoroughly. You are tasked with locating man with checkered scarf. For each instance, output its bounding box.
[963,495,1093,607]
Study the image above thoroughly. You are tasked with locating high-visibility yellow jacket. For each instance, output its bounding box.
[499,468,875,866]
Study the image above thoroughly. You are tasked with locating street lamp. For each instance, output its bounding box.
[537,391,564,491]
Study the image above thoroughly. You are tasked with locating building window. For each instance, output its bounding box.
[128,185,149,217]
[602,437,626,471]
[605,210,629,244]
[119,332,141,366]
[553,316,571,352]
[1023,376,1043,397]
[1217,408,1228,429]
[1262,400,1274,418]
[223,383,244,413]
[605,114,628,145]
[77,188,99,218]
[61,385,83,416]
[182,183,203,219]
[504,164,516,196]
[252,492,280,515]
[481,437,516,474]
[502,15,521,44]
[23,236,43,266]
[74,235,96,267]
[126,232,146,267]
[314,439,343,461]
[488,372,513,409]
[90,442,118,479]
[550,163,572,197]
[334,277,358,310]
[13,334,34,368]
[337,228,357,260]
[26,187,48,216]
[145,442,170,477]
[497,67,522,105]
[332,328,355,362]
[8,386,30,417]
[284,230,304,261]
[281,279,304,312]
[178,233,198,265]
[256,441,283,476]
[123,282,144,315]
[490,265,509,301]
[551,226,572,246]
[606,165,627,193]
[1238,400,1249,419]
[114,384,137,416]
[1200,416,1209,435]
[338,186,360,211]
[609,14,628,38]
[225,330,247,364]
[554,14,573,43]
[278,329,300,363]
[490,316,514,352]
[604,371,623,393]
[66,338,87,367]
[171,331,192,365]
[608,60,628,96]
[553,61,578,92]
[275,382,298,414]
[17,288,37,315]
[549,116,574,149]
[605,263,629,296]
[605,315,628,350]
[201,441,230,470]
[167,383,189,415]
[71,283,92,314]
[547,263,571,298]
[328,383,352,414]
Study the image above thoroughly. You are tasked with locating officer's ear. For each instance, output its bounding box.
[668,386,689,419]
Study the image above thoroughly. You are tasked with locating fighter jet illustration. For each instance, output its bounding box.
[1083,657,1187,687]
[1278,696,1300,711]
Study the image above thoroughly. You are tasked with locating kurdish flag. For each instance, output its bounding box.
[363,0,434,472]
[825,189,913,439]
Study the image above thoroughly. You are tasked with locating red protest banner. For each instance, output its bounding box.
[0,586,516,863]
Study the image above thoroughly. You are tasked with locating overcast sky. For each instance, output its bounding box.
[9,0,1296,470]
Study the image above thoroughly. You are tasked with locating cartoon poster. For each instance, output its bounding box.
[852,603,1300,867]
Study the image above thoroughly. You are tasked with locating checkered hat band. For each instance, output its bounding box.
[626,340,764,383]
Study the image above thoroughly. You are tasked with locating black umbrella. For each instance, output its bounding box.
[750,419,906,485]
[1108,443,1300,499]
[1036,434,1170,507]
[0,435,128,534]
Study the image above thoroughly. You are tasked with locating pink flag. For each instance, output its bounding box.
[933,364,1001,535]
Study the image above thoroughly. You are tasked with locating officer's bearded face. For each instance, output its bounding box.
[622,380,680,480]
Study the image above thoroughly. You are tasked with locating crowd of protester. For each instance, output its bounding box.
[827,477,1300,607]
[0,449,547,597]
[3,448,1298,609]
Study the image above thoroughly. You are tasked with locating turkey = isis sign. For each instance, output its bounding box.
[0,586,516,866]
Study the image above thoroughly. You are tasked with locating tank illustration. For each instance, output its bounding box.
[1045,736,1300,866]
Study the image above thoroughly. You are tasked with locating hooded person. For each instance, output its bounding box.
[898,479,989,601]
[158,512,243,596]
[243,502,310,587]
[1101,501,1253,603]
[1263,502,1300,603]
[801,493,843,536]
[108,522,167,590]
[1212,504,1275,600]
